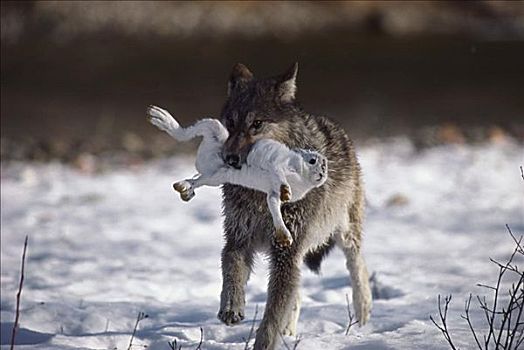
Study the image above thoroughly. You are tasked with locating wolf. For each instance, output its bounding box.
[218,63,372,350]
[146,105,328,246]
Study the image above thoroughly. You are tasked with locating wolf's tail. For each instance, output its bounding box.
[147,105,228,143]
[303,236,336,274]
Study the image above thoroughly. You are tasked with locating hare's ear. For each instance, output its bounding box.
[227,63,254,96]
[277,62,298,103]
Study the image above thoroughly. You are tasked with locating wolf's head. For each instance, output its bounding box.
[220,63,299,168]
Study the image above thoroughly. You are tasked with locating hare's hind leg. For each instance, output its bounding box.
[174,170,230,202]
[173,179,195,202]
[146,105,178,135]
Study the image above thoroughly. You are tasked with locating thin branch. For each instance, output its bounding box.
[195,327,203,350]
[168,327,205,350]
[501,279,523,349]
[10,235,28,350]
[292,335,302,350]
[127,312,148,350]
[477,283,497,291]
[429,295,458,350]
[485,267,503,348]
[506,224,524,255]
[278,330,301,350]
[460,294,482,349]
[167,339,181,350]
[508,275,524,350]
[278,331,291,350]
[244,305,258,350]
[345,293,358,335]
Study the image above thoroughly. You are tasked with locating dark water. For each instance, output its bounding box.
[2,30,524,155]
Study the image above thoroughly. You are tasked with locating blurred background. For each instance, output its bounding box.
[2,1,523,166]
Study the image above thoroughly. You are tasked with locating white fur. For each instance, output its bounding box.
[147,105,328,246]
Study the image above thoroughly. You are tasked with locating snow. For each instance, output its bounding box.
[1,139,523,350]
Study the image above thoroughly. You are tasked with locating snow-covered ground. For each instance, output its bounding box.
[1,139,523,350]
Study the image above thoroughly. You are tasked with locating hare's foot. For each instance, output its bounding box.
[280,184,292,202]
[146,105,175,132]
[173,180,195,202]
[274,225,293,247]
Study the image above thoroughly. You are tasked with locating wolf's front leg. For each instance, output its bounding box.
[255,249,301,350]
[266,193,293,247]
[281,289,301,336]
[218,209,255,325]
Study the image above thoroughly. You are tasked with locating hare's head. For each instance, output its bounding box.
[295,149,328,187]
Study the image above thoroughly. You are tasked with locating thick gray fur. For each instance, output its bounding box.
[218,63,372,350]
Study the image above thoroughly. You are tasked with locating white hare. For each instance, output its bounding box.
[147,105,328,246]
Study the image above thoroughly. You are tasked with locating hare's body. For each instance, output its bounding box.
[147,105,327,245]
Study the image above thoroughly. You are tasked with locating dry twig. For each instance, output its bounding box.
[279,331,301,350]
[127,312,148,350]
[10,235,28,350]
[167,338,182,350]
[430,295,458,350]
[195,327,203,350]
[168,327,204,350]
[431,225,524,350]
[345,293,358,335]
[243,305,259,350]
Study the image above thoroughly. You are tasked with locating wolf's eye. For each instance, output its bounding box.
[251,120,263,130]
[309,158,317,165]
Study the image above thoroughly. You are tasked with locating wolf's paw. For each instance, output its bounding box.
[146,105,174,132]
[353,284,372,326]
[274,226,293,247]
[173,181,195,202]
[280,184,292,202]
[281,325,296,337]
[218,307,245,326]
[218,287,245,326]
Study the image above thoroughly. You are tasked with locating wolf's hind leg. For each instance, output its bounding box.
[335,229,372,325]
[254,248,301,350]
[266,193,293,247]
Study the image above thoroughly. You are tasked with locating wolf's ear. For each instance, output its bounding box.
[228,63,254,96]
[277,62,298,103]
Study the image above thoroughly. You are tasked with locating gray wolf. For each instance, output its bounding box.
[218,63,372,350]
